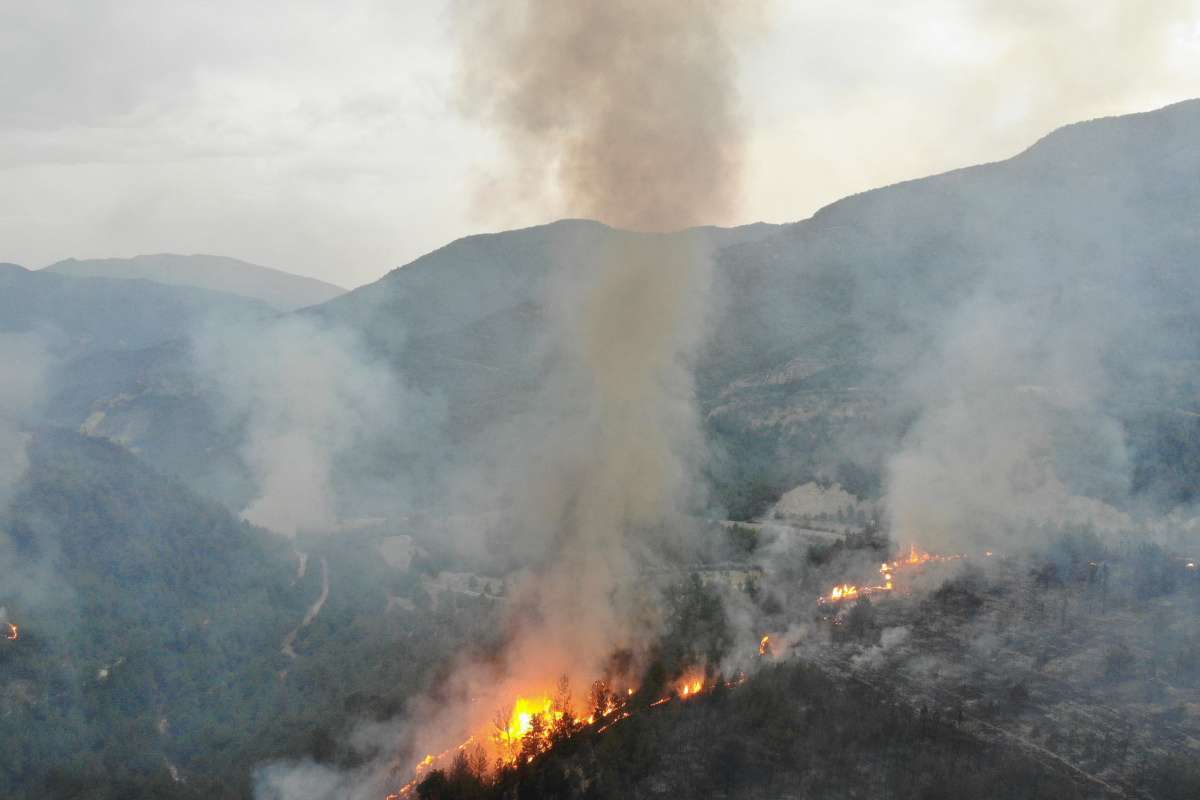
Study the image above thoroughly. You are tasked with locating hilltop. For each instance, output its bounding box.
[46,253,345,312]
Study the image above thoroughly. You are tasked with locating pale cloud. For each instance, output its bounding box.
[740,0,1200,227]
[1,0,1197,287]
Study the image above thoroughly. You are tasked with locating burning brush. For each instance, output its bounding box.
[387,664,755,797]
[0,607,16,641]
[818,544,965,605]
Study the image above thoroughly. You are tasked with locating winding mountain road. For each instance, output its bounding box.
[281,556,329,658]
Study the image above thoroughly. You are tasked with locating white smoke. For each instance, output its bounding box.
[0,332,52,503]
[883,247,1147,553]
[191,315,414,536]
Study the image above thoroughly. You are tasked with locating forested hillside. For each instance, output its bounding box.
[0,431,492,798]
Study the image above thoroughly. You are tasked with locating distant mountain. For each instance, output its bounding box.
[45,253,345,312]
[48,99,1200,517]
[0,262,271,356]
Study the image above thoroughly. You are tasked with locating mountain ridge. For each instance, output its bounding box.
[0,264,272,356]
[42,98,1200,518]
[45,253,345,312]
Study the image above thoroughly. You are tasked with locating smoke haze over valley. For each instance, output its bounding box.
[2,3,1200,799]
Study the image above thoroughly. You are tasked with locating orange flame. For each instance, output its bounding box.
[829,584,859,601]
[389,668,745,797]
[500,696,558,744]
[819,544,964,605]
[675,671,705,699]
[758,635,771,656]
[4,623,16,641]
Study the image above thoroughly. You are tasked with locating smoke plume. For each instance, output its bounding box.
[453,0,760,678]
[258,3,763,794]
[455,0,762,231]
[420,0,760,741]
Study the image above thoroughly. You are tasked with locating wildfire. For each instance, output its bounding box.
[4,623,16,641]
[390,668,739,796]
[829,584,859,601]
[758,635,771,656]
[496,695,562,754]
[394,739,476,797]
[676,673,704,698]
[819,544,964,605]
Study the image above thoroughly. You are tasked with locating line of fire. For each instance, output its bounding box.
[383,541,975,798]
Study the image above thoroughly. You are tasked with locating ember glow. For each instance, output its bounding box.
[819,544,965,604]
[505,696,555,739]
[676,673,705,699]
[389,667,747,796]
[393,739,476,798]
[828,584,860,602]
[4,622,16,641]
[394,682,625,795]
[494,695,563,760]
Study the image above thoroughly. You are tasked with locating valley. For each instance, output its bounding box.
[1,96,1199,799]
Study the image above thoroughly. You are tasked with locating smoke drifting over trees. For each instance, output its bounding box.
[192,316,424,537]
[880,103,1200,553]
[0,334,50,503]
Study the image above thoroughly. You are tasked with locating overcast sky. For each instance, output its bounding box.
[2,1,1198,289]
